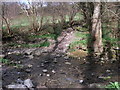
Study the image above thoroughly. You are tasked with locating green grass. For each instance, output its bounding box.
[74,26,88,32]
[75,31,89,38]
[68,30,88,51]
[102,22,119,47]
[0,58,22,68]
[2,12,83,33]
[102,27,119,47]
[0,58,9,64]
[74,13,83,21]
[69,40,87,49]
[72,40,87,46]
[29,34,57,39]
[105,82,120,90]
[69,31,88,51]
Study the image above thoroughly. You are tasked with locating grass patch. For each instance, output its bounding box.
[69,31,88,52]
[0,58,22,68]
[74,13,83,21]
[70,40,87,47]
[75,31,89,38]
[0,58,9,64]
[105,82,120,90]
[102,28,119,47]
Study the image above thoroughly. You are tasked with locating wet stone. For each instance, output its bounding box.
[16,79,24,84]
[42,69,48,73]
[8,52,12,55]
[89,83,99,88]
[33,50,42,56]
[24,79,34,88]
[106,69,111,73]
[44,61,50,64]
[24,49,33,55]
[25,69,31,73]
[46,74,50,77]
[55,54,61,58]
[78,80,84,84]
[41,63,44,67]
[64,56,69,60]
[39,74,43,76]
[65,62,71,65]
[52,70,56,74]
[0,54,5,58]
[28,55,34,59]
[7,84,26,88]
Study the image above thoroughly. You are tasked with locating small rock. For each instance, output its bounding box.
[13,51,21,54]
[65,62,71,65]
[42,69,48,73]
[17,79,24,84]
[56,54,61,58]
[52,70,56,74]
[66,78,73,82]
[64,56,69,60]
[44,61,49,64]
[91,73,95,76]
[106,69,111,73]
[28,55,34,59]
[34,50,42,56]
[46,74,50,77]
[78,80,84,84]
[25,69,31,73]
[18,61,21,64]
[39,74,42,76]
[24,50,33,55]
[65,44,69,47]
[40,63,44,67]
[24,79,34,88]
[89,83,98,88]
[8,52,12,55]
[101,58,104,60]
[114,47,119,50]
[28,64,33,68]
[17,45,21,47]
[7,84,26,88]
[83,58,86,61]
[0,54,5,58]
[17,72,20,74]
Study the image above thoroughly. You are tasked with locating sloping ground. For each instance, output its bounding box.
[2,29,120,89]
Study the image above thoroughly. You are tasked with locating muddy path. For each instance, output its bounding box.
[2,29,120,88]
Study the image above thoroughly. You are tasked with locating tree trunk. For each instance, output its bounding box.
[2,3,11,35]
[117,17,120,60]
[2,17,11,34]
[91,2,103,54]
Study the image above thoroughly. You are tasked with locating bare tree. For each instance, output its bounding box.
[91,2,103,54]
[68,3,79,25]
[2,2,11,35]
[79,2,103,55]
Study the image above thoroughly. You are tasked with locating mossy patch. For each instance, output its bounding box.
[68,50,88,58]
